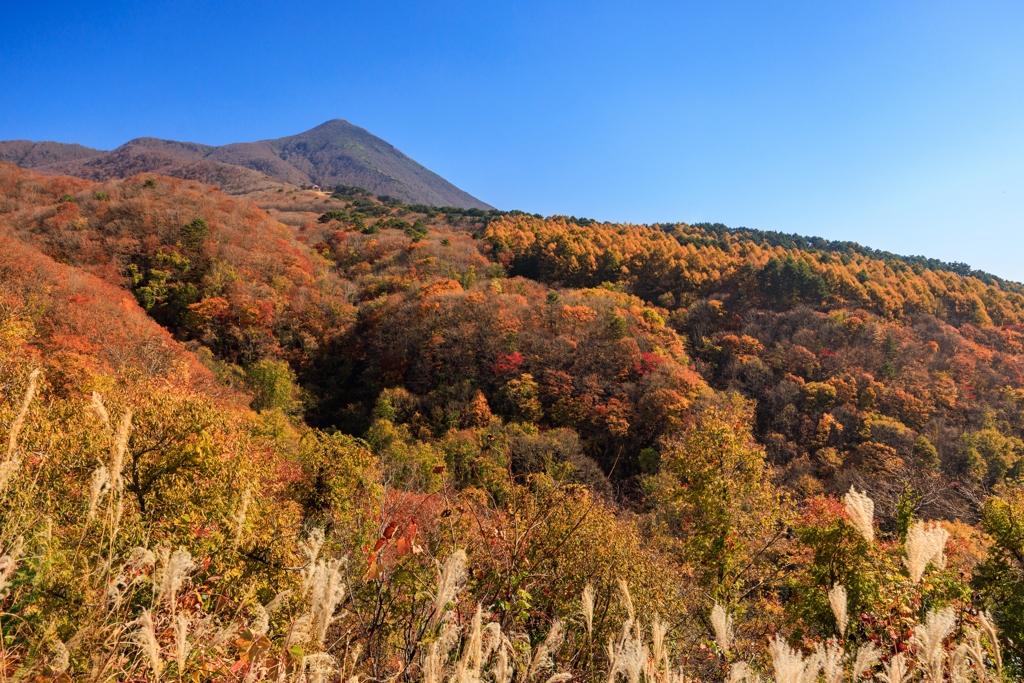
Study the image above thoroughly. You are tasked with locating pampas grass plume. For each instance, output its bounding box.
[617,578,635,623]
[582,583,595,637]
[157,547,195,612]
[432,550,467,624]
[910,606,956,682]
[90,391,110,429]
[843,487,874,543]
[5,369,40,460]
[711,603,733,655]
[827,584,847,637]
[876,652,909,683]
[136,609,162,682]
[108,409,132,493]
[904,520,950,583]
[978,611,1002,674]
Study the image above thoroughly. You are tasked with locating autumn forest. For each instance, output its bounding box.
[0,159,1022,682]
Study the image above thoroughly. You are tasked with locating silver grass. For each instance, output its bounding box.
[0,458,21,495]
[875,652,910,683]
[910,606,956,681]
[711,603,734,655]
[494,642,510,683]
[251,604,270,636]
[307,558,346,646]
[617,579,635,623]
[904,520,949,584]
[544,675,572,683]
[454,603,483,681]
[265,589,291,615]
[300,528,326,567]
[978,610,1002,674]
[5,369,40,461]
[769,635,820,683]
[605,638,618,683]
[108,409,132,493]
[432,550,467,625]
[844,486,875,543]
[852,641,881,679]
[651,615,668,676]
[304,653,337,683]
[482,622,503,662]
[90,391,110,429]
[0,535,24,598]
[954,636,976,683]
[817,639,844,683]
[527,619,564,681]
[827,584,848,637]
[233,487,252,548]
[87,463,111,522]
[582,584,595,637]
[128,546,157,569]
[135,609,162,682]
[286,615,311,650]
[174,613,190,674]
[157,547,195,611]
[728,662,761,683]
[50,640,70,675]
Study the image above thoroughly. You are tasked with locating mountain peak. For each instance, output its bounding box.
[0,122,491,208]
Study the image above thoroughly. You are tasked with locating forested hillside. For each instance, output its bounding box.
[0,162,1022,681]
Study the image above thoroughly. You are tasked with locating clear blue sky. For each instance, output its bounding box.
[3,1,1023,279]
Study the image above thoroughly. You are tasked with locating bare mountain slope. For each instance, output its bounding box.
[2,120,492,207]
[0,140,103,168]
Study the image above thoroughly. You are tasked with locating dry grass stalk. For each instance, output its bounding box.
[650,615,668,677]
[157,547,195,612]
[108,409,132,493]
[617,579,635,623]
[526,619,564,681]
[910,607,956,681]
[306,558,346,646]
[711,603,733,655]
[232,486,252,548]
[304,652,337,683]
[728,662,760,683]
[826,584,848,637]
[5,369,40,460]
[87,463,111,522]
[843,486,875,543]
[581,584,595,637]
[135,609,162,682]
[817,639,844,683]
[978,611,1002,674]
[769,634,821,683]
[851,641,880,679]
[90,391,110,429]
[0,535,25,599]
[432,549,467,625]
[904,520,949,583]
[174,613,190,674]
[876,652,910,683]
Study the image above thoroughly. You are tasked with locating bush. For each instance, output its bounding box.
[246,358,301,414]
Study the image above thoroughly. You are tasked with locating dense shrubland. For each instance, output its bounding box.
[2,162,1024,679]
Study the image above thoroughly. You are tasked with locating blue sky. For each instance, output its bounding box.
[3,1,1023,279]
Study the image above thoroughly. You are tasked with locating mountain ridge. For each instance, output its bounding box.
[0,119,492,208]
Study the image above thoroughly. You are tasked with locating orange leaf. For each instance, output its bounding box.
[363,559,382,581]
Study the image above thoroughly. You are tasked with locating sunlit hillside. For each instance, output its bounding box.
[0,162,1020,681]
